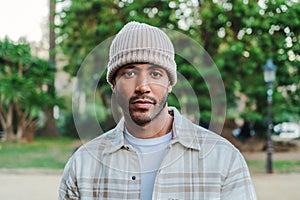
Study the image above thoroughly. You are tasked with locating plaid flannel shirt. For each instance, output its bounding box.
[58,107,257,200]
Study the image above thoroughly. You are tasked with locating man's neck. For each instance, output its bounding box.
[124,108,173,139]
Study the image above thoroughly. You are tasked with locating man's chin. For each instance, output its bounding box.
[129,113,152,126]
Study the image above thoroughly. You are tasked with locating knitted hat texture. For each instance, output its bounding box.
[107,21,177,86]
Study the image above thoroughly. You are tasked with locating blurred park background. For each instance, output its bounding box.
[0,0,300,199]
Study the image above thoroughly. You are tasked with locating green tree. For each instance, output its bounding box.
[57,0,175,75]
[189,0,300,125]
[56,0,177,133]
[261,0,300,123]
[56,0,300,135]
[0,38,63,142]
[38,0,61,137]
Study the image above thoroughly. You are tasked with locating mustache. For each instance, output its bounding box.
[129,95,157,104]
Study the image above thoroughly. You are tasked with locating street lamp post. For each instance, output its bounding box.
[263,58,277,174]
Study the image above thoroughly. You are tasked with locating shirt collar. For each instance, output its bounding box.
[103,107,202,154]
[170,107,202,151]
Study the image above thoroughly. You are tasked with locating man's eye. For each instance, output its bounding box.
[151,71,162,78]
[123,71,135,78]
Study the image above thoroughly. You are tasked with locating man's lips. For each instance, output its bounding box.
[130,97,156,109]
[132,99,154,104]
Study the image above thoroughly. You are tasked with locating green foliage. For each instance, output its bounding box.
[194,0,300,124]
[56,0,174,75]
[0,38,63,141]
[56,0,300,131]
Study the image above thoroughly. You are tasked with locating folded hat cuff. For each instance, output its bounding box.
[107,48,177,86]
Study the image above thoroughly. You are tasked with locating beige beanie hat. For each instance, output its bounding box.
[107,21,177,86]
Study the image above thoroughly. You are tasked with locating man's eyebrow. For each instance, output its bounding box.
[149,64,163,70]
[121,64,164,71]
[122,64,136,70]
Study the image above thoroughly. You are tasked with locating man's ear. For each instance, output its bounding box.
[111,84,115,91]
[168,82,172,93]
[111,80,116,90]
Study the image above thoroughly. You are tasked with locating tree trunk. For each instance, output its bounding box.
[4,103,16,142]
[15,102,24,142]
[16,123,24,142]
[39,0,61,137]
[39,107,60,137]
[23,120,36,142]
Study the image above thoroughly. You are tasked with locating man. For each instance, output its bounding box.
[59,21,257,200]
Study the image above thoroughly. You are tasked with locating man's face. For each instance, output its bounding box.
[112,63,172,126]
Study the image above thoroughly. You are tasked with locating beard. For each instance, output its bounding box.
[129,92,168,126]
[113,89,169,126]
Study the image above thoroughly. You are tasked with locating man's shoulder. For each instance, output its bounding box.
[89,127,122,145]
[74,127,123,156]
[172,107,238,153]
[200,127,237,150]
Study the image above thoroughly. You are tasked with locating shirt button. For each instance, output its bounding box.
[132,176,136,180]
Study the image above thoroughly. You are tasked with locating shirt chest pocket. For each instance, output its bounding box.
[90,151,141,199]
[154,171,222,199]
[79,169,141,199]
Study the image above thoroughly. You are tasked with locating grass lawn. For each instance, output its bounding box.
[1,137,300,173]
[247,160,300,174]
[0,137,81,169]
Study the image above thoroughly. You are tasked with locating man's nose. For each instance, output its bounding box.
[135,74,151,94]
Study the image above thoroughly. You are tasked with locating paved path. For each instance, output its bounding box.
[252,173,300,200]
[0,169,62,200]
[1,169,300,200]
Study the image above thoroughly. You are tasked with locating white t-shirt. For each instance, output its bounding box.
[124,129,172,200]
